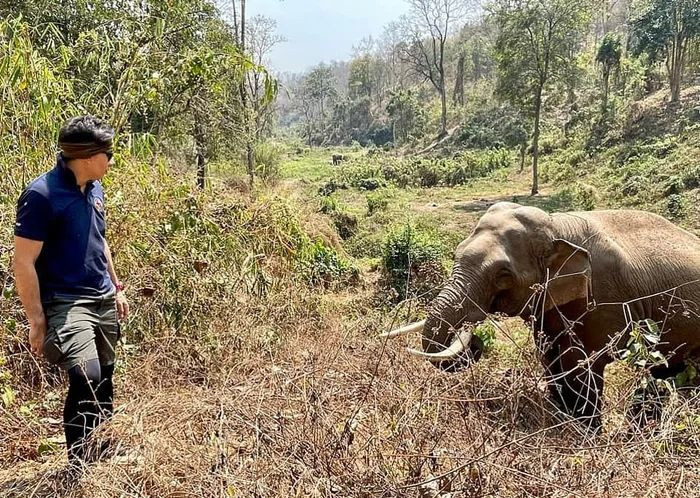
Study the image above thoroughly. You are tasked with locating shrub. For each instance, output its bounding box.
[666,194,684,219]
[318,179,348,196]
[366,189,390,216]
[254,142,285,183]
[298,239,355,288]
[319,195,338,214]
[332,212,358,239]
[545,184,596,212]
[357,178,385,191]
[382,223,446,301]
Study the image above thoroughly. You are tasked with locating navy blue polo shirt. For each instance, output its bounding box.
[15,155,113,301]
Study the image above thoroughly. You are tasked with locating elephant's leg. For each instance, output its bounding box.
[537,329,605,429]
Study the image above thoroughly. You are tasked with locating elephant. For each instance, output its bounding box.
[382,202,700,427]
[332,154,346,165]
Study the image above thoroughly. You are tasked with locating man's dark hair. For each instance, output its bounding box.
[58,115,114,146]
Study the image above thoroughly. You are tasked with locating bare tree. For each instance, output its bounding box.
[398,0,472,137]
[246,15,285,139]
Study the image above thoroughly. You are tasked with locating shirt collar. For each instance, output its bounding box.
[55,153,94,192]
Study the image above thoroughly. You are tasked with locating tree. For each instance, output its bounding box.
[296,64,338,145]
[493,0,591,195]
[386,89,427,143]
[246,16,284,139]
[398,0,472,137]
[633,0,700,103]
[596,33,622,109]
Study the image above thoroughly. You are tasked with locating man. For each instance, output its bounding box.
[13,115,129,463]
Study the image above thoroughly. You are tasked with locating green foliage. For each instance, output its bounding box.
[366,189,392,216]
[633,0,700,63]
[456,103,528,149]
[297,240,355,288]
[633,0,700,100]
[335,150,511,190]
[318,195,358,239]
[544,183,596,211]
[494,0,591,112]
[618,319,668,370]
[386,89,427,144]
[253,142,285,183]
[382,223,446,301]
[596,34,622,70]
[666,193,685,218]
[473,321,497,353]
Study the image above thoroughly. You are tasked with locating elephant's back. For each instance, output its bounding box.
[558,209,699,257]
[555,208,700,290]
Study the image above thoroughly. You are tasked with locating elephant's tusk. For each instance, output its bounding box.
[378,319,426,339]
[407,328,473,362]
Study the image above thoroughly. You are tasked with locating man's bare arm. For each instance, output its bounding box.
[104,240,129,320]
[13,236,46,355]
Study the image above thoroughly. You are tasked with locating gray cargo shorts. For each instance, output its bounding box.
[42,292,120,371]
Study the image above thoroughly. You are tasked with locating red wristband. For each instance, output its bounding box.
[115,281,125,292]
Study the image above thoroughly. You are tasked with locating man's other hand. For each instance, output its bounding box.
[29,315,47,356]
[116,291,129,321]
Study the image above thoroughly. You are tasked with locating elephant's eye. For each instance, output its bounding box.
[494,268,514,290]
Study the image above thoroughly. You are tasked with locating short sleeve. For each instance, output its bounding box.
[15,190,52,241]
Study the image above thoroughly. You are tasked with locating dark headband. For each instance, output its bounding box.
[59,141,112,159]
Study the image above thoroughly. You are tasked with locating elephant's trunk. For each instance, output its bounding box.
[420,267,490,361]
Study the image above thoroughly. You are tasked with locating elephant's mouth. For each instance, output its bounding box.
[379,320,485,367]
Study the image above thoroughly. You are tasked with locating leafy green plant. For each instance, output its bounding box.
[473,321,497,353]
[666,194,685,219]
[366,189,391,216]
[254,142,285,183]
[382,223,446,301]
[298,239,355,288]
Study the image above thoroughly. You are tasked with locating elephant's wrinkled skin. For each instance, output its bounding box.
[411,202,700,426]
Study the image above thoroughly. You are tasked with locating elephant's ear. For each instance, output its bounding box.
[543,239,592,311]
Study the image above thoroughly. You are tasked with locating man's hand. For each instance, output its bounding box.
[29,315,47,356]
[116,291,129,321]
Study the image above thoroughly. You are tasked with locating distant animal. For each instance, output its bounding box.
[381,202,700,428]
[332,154,346,165]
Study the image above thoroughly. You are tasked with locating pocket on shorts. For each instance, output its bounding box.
[42,327,64,365]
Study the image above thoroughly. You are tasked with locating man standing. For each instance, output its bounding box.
[13,115,129,463]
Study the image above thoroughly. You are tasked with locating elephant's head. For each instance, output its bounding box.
[383,202,592,367]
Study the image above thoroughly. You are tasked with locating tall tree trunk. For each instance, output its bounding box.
[602,68,610,110]
[195,120,206,190]
[531,85,543,196]
[238,0,254,188]
[439,75,447,137]
[453,53,465,106]
[669,34,684,103]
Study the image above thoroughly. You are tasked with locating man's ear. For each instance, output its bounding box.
[542,239,592,311]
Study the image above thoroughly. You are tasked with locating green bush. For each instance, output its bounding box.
[298,239,355,288]
[544,183,596,212]
[318,179,348,196]
[382,223,446,301]
[334,151,510,192]
[319,195,339,214]
[357,178,385,191]
[366,189,391,216]
[666,194,685,219]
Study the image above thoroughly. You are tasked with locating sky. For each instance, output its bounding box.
[243,0,409,74]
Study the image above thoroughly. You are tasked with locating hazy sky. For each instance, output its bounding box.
[244,0,409,74]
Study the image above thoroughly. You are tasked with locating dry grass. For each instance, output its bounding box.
[1,156,699,497]
[2,282,699,497]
